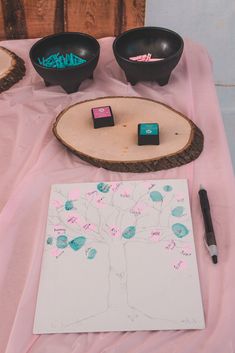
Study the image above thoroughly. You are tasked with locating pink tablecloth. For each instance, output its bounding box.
[0,37,235,353]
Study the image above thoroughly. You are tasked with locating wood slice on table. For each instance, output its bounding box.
[53,96,204,173]
[0,46,26,93]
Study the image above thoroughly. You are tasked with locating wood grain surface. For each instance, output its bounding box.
[53,96,204,173]
[22,0,64,38]
[0,46,25,92]
[0,2,5,39]
[121,0,146,32]
[1,0,27,38]
[0,0,145,40]
[66,0,118,37]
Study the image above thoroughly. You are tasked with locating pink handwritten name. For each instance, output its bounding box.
[83,223,96,232]
[52,200,63,208]
[148,184,155,190]
[54,228,66,232]
[67,216,78,224]
[87,190,98,196]
[165,240,176,250]
[110,182,122,192]
[150,230,161,242]
[173,260,187,270]
[181,245,192,256]
[51,248,64,257]
[175,193,185,202]
[110,226,121,238]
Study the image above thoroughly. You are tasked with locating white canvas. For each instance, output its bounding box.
[34,179,205,333]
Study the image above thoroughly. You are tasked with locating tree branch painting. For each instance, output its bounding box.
[33,179,205,333]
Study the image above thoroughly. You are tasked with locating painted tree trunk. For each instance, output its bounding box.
[107,240,129,309]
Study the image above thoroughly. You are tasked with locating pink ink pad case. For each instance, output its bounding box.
[91,106,114,128]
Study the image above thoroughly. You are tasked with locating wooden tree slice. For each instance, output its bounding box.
[0,46,26,93]
[53,96,204,173]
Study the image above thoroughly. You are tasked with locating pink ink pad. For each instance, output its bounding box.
[91,106,114,128]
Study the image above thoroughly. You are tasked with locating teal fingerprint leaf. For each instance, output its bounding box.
[56,235,68,248]
[47,236,53,245]
[87,248,97,259]
[97,182,110,193]
[122,226,136,239]
[171,206,185,217]
[150,191,163,202]
[172,223,189,238]
[69,236,86,251]
[163,185,173,192]
[65,200,73,211]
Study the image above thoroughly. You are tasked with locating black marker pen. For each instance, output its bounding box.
[198,186,218,264]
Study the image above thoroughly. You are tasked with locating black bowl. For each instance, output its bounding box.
[30,32,100,93]
[113,27,184,86]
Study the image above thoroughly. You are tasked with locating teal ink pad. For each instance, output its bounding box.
[138,123,160,145]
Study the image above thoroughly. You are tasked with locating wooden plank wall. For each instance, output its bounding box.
[0,1,5,39]
[0,0,145,40]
